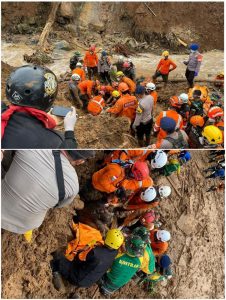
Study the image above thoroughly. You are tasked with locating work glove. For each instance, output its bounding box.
[194,71,198,77]
[64,106,77,131]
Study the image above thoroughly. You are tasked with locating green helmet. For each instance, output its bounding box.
[132,226,150,244]
[125,235,145,257]
[74,51,82,57]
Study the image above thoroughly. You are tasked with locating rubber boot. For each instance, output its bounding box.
[24,230,33,243]
[52,271,65,291]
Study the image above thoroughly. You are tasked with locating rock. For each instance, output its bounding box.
[177,213,197,235]
[54,40,72,51]
[66,24,78,37]
[88,22,106,33]
[59,2,74,18]
[27,17,36,25]
[17,23,33,34]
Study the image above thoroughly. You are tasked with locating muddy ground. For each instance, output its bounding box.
[1,61,221,149]
[1,150,225,299]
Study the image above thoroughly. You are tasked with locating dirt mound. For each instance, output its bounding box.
[1,61,14,101]
[1,151,224,299]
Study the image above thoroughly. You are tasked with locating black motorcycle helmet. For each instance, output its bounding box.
[6,65,58,111]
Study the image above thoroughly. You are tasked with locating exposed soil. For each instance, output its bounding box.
[1,150,224,299]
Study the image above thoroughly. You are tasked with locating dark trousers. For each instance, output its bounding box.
[100,71,111,84]
[185,69,195,88]
[136,119,153,146]
[87,66,98,80]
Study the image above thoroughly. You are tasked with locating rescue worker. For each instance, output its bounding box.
[98,50,112,84]
[116,71,136,94]
[1,150,95,242]
[145,82,158,107]
[100,235,146,296]
[207,182,225,192]
[87,90,106,116]
[125,185,171,211]
[83,45,98,80]
[160,158,181,177]
[113,55,124,72]
[106,90,121,106]
[107,82,138,122]
[148,254,173,283]
[68,74,83,108]
[152,51,177,86]
[69,51,83,71]
[78,79,98,111]
[154,109,183,142]
[214,71,224,89]
[205,167,225,179]
[123,60,136,81]
[189,90,204,117]
[200,125,223,148]
[92,160,153,197]
[50,229,124,290]
[153,117,189,149]
[206,106,224,126]
[169,93,190,128]
[1,65,78,149]
[132,85,154,147]
[72,62,86,81]
[150,229,171,256]
[184,43,203,88]
[186,115,205,148]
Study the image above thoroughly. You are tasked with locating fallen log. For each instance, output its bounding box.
[37,2,60,51]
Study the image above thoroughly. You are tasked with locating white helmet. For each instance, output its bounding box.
[76,62,82,67]
[146,82,156,91]
[71,74,81,81]
[151,150,168,169]
[128,58,132,63]
[140,187,157,202]
[119,55,124,62]
[179,93,188,103]
[159,185,171,198]
[156,230,171,242]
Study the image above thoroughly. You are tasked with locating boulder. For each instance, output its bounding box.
[17,23,33,34]
[54,40,72,51]
[88,22,106,33]
[59,3,74,18]
[27,17,36,25]
[177,213,197,235]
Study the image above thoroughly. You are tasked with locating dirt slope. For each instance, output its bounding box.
[1,150,224,299]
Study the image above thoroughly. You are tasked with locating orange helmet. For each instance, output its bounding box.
[207,106,224,119]
[169,96,183,108]
[118,82,129,92]
[190,115,205,127]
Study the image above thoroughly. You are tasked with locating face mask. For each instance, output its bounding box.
[190,50,196,53]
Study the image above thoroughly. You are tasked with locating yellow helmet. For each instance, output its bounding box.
[116,71,124,77]
[162,51,169,57]
[202,125,223,144]
[105,229,124,249]
[218,71,224,77]
[112,90,121,98]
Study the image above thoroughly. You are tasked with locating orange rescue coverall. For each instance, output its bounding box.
[107,94,138,121]
[87,95,105,116]
[150,229,169,256]
[72,68,86,81]
[83,51,98,68]
[122,77,136,93]
[78,80,94,98]
[92,163,125,193]
[156,58,177,75]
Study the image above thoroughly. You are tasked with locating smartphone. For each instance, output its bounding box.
[51,106,72,117]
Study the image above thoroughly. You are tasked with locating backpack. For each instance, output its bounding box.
[164,131,189,149]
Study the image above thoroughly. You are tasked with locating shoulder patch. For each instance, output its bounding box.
[136,105,143,114]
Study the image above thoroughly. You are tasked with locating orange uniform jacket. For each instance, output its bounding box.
[107,94,138,121]
[92,163,125,193]
[119,150,153,162]
[78,80,94,98]
[157,58,177,75]
[122,77,136,93]
[72,68,86,81]
[154,110,183,141]
[150,229,169,256]
[150,91,158,106]
[84,51,98,68]
[125,191,159,210]
[120,176,153,193]
[87,95,105,116]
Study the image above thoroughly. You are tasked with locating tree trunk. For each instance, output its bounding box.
[37,2,60,51]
